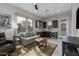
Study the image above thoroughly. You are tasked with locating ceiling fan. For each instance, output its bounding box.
[34,3,38,10]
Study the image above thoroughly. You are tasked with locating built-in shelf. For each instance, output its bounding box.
[35,20,47,28]
[52,20,58,28]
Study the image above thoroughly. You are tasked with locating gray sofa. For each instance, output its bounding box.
[20,32,40,46]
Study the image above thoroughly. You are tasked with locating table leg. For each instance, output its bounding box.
[62,42,65,56]
[44,40,47,47]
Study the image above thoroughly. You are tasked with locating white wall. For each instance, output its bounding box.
[0,4,16,40]
[42,3,79,38]
[71,3,79,37]
[35,3,79,38]
[44,11,72,38]
[0,4,41,40]
[0,3,78,40]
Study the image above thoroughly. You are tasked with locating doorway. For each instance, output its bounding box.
[59,18,68,38]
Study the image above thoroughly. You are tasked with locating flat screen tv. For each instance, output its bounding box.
[76,7,79,29]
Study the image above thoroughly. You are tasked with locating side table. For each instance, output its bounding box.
[14,35,21,46]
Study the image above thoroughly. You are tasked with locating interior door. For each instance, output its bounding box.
[60,18,68,38]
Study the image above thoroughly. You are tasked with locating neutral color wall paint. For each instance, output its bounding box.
[0,4,41,40]
[1,3,78,40]
[44,11,72,38]
[71,3,79,37]
[0,4,16,40]
[35,3,79,37]
[43,3,79,38]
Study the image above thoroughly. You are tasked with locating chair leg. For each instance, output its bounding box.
[43,40,47,47]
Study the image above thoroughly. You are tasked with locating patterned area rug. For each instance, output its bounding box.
[10,42,57,56]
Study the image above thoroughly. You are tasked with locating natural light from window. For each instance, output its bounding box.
[28,19,33,27]
[16,16,33,33]
[17,16,25,23]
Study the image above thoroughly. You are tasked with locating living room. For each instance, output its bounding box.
[0,3,79,56]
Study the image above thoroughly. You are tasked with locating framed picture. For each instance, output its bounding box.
[0,15,11,29]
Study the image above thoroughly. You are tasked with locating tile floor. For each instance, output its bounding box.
[46,38,62,56]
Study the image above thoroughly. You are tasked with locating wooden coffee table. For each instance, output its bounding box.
[35,38,47,47]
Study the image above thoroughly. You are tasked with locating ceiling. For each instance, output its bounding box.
[9,3,72,18]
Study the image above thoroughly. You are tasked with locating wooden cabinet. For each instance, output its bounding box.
[43,22,47,28]
[37,31,51,38]
[52,20,58,28]
[35,20,47,28]
[37,31,58,39]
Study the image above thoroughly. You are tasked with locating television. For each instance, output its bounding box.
[76,7,79,29]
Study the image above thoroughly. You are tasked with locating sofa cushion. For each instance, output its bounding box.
[35,32,37,35]
[21,34,24,37]
[21,35,40,46]
[26,35,39,40]
[24,33,33,38]
[20,32,37,38]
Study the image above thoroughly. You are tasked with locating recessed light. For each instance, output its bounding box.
[57,9,60,12]
[46,10,49,12]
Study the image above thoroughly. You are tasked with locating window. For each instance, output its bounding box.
[16,16,33,33]
[27,19,33,32]
[17,16,25,23]
[17,16,26,33]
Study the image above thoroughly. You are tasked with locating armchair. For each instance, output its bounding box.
[0,33,15,55]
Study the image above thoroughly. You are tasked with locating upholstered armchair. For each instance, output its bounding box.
[0,33,15,55]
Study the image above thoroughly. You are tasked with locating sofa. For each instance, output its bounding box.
[20,32,40,46]
[0,33,15,55]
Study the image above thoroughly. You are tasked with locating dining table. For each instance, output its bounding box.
[62,36,79,56]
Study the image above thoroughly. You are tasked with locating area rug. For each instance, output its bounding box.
[10,42,57,56]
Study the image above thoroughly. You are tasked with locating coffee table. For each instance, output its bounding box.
[35,38,47,47]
